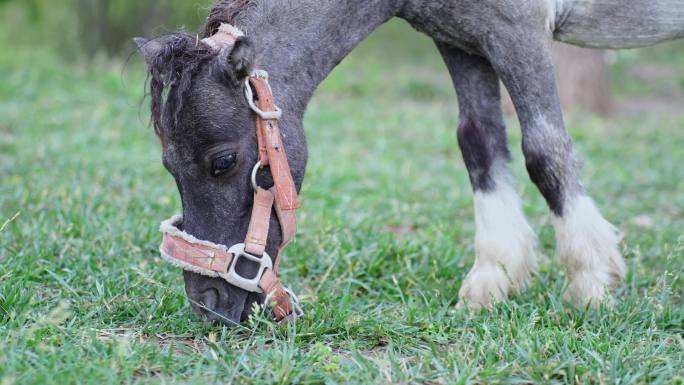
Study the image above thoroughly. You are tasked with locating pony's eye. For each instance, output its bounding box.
[211,153,237,176]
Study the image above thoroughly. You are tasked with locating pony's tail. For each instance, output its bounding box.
[553,0,684,49]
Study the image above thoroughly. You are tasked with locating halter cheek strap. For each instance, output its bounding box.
[158,24,302,323]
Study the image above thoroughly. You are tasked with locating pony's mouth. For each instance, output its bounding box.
[183,269,261,326]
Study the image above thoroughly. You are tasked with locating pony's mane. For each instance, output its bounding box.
[146,33,216,136]
[148,0,257,136]
[145,1,257,137]
[204,0,258,37]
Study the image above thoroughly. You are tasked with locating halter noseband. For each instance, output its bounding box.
[159,24,302,322]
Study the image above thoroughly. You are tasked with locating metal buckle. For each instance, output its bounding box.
[218,243,272,293]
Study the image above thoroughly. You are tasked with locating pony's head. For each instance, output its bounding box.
[135,31,301,325]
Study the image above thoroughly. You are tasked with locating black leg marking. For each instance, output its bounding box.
[522,146,567,216]
[481,34,584,216]
[436,43,510,192]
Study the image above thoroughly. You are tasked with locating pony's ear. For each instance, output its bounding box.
[134,37,164,65]
[216,36,255,86]
[230,37,255,79]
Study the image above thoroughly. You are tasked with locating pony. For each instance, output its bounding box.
[135,0,684,324]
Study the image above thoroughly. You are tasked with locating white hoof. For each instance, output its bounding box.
[457,183,540,310]
[564,270,616,307]
[457,264,510,309]
[553,195,626,307]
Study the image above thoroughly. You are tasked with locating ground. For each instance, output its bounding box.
[1,20,683,385]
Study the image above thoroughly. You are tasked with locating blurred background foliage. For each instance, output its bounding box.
[0,0,213,57]
[0,0,682,113]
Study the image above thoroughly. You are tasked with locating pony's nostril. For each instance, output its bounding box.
[182,271,252,326]
[195,288,219,313]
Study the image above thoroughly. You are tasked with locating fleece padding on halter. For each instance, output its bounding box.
[201,23,245,50]
[159,215,228,278]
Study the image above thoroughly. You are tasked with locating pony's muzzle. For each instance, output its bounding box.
[159,216,263,326]
[183,270,262,326]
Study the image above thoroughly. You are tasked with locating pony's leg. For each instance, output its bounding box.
[483,33,626,306]
[436,43,539,309]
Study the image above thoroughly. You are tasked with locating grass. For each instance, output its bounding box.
[1,19,683,385]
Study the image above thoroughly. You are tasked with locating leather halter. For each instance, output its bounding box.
[159,24,301,322]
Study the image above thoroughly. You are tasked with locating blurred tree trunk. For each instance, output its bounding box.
[140,1,170,37]
[77,0,169,56]
[504,43,613,117]
[23,0,41,22]
[552,43,613,116]
[78,0,110,56]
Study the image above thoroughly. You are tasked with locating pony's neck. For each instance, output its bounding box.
[236,0,398,115]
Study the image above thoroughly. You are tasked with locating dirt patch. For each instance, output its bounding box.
[95,328,207,356]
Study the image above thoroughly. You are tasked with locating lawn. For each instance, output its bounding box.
[1,19,683,385]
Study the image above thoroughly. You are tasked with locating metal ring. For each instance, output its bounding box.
[250,161,261,191]
[284,286,304,317]
[243,77,283,120]
[244,77,255,106]
[251,69,269,80]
